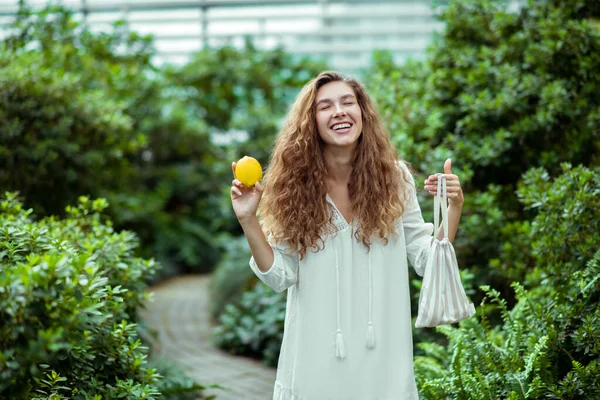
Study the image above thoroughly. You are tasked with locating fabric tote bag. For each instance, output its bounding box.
[415,173,476,328]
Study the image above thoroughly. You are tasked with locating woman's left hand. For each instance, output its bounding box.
[424,159,464,208]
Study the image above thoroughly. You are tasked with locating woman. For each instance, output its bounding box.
[230,71,464,399]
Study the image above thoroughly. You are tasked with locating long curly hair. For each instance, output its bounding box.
[258,71,411,259]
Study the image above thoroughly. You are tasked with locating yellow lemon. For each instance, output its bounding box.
[235,156,263,187]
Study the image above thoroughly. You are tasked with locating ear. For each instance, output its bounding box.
[444,158,452,175]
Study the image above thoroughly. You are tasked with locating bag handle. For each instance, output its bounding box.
[433,173,449,240]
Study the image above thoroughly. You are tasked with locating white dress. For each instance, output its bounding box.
[250,167,433,400]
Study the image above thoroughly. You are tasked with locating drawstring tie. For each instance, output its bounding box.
[333,242,376,359]
[365,250,375,349]
[334,244,346,359]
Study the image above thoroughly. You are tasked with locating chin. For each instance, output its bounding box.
[336,139,359,148]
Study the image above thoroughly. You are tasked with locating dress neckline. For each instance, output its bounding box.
[325,193,354,229]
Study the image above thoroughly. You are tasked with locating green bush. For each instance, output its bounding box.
[0,3,217,277]
[414,164,600,399]
[209,234,256,320]
[0,48,142,218]
[367,0,600,295]
[168,40,327,165]
[358,0,600,360]
[213,282,286,368]
[148,356,217,400]
[0,193,156,398]
[0,193,212,399]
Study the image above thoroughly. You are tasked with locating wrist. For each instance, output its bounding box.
[238,214,259,228]
[448,200,463,211]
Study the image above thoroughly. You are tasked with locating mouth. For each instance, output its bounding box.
[330,121,353,134]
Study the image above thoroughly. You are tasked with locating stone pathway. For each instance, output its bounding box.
[139,274,277,399]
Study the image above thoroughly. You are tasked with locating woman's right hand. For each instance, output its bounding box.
[230,161,264,222]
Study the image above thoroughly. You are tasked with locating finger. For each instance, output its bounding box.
[444,179,460,185]
[232,179,244,188]
[230,186,242,198]
[428,186,462,192]
[428,174,458,183]
[448,189,464,196]
[255,181,264,193]
[426,176,461,189]
[433,185,461,192]
[445,188,462,193]
[424,177,437,186]
[430,177,460,187]
[444,158,452,175]
[426,173,452,183]
[444,184,462,190]
[232,162,237,177]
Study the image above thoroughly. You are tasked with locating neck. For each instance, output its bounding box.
[323,145,355,184]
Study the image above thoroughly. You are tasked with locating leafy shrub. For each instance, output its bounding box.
[366,0,600,296]
[357,0,600,361]
[0,3,218,277]
[213,282,286,368]
[0,193,157,398]
[209,235,256,320]
[168,39,327,165]
[0,49,142,218]
[0,193,212,399]
[148,356,217,400]
[414,164,600,399]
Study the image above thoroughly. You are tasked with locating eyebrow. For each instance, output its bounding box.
[315,94,356,107]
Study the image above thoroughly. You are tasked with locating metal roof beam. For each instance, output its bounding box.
[0,0,434,16]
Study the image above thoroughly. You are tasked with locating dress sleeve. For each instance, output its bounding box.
[399,162,434,277]
[249,237,299,292]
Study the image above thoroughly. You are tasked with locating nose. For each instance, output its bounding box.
[332,103,346,117]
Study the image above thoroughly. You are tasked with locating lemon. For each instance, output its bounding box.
[235,156,263,187]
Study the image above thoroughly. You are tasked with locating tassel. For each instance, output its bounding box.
[365,323,376,349]
[335,330,346,359]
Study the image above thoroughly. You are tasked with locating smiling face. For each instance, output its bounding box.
[315,81,363,151]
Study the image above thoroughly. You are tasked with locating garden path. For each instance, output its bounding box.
[140,274,277,400]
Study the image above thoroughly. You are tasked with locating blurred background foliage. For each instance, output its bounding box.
[1,0,599,398]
